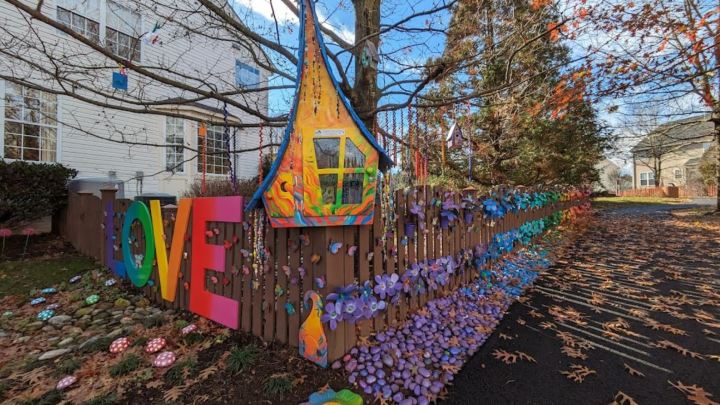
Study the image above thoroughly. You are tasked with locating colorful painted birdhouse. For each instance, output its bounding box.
[246,0,392,228]
[446,123,464,150]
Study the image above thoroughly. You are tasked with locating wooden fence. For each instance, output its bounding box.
[619,185,717,198]
[60,187,575,360]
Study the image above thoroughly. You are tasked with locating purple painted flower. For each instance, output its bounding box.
[409,202,425,222]
[374,273,400,299]
[321,301,343,330]
[343,299,361,323]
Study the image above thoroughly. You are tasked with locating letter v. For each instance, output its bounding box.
[150,198,191,302]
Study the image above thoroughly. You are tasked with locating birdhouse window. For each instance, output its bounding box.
[313,138,340,168]
[344,139,365,167]
[312,134,367,208]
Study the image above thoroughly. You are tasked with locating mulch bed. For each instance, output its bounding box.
[0,233,75,261]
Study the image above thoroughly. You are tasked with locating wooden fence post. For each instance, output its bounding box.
[100,188,118,269]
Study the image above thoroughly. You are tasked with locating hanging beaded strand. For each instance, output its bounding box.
[258,122,265,185]
[222,102,238,193]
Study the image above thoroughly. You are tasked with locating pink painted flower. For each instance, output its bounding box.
[21,227,36,236]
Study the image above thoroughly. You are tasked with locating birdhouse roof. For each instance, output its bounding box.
[246,0,392,211]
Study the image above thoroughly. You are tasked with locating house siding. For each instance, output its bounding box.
[0,0,267,197]
[633,138,713,188]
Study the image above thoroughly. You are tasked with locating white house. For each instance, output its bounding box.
[0,0,268,197]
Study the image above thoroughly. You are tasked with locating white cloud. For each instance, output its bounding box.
[231,0,354,43]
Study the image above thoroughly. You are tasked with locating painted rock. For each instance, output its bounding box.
[105,279,117,287]
[153,351,176,368]
[85,295,100,305]
[30,297,46,306]
[37,309,55,321]
[145,337,166,354]
[181,324,197,335]
[109,337,130,354]
[45,303,60,310]
[69,275,82,284]
[56,375,77,390]
[41,287,58,295]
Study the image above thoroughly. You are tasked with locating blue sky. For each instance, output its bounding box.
[230,0,452,116]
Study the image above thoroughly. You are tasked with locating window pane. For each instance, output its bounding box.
[24,124,40,137]
[4,133,20,147]
[87,20,100,42]
[342,173,364,205]
[314,138,340,169]
[5,146,19,159]
[344,138,365,168]
[24,135,39,149]
[319,174,338,205]
[23,148,39,161]
[57,8,71,27]
[40,149,56,162]
[5,122,21,135]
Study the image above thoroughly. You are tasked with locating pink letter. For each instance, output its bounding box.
[189,196,243,329]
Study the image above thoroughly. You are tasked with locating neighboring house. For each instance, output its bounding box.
[593,159,621,194]
[0,0,267,197]
[630,115,715,189]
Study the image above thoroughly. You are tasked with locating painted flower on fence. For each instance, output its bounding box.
[374,274,401,300]
[321,301,343,331]
[318,205,577,331]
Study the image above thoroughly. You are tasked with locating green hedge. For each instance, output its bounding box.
[0,160,77,227]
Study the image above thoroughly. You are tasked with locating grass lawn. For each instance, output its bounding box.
[592,196,690,209]
[0,255,97,298]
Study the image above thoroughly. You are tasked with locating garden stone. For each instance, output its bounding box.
[114,298,130,309]
[135,298,150,308]
[131,313,145,321]
[68,327,83,336]
[74,307,93,317]
[27,321,44,331]
[91,309,103,316]
[58,337,74,347]
[94,311,109,320]
[0,329,7,338]
[111,310,123,316]
[120,317,134,325]
[17,336,31,343]
[91,319,105,325]
[38,348,71,360]
[48,315,72,326]
[79,336,100,350]
[106,328,124,339]
[41,326,56,333]
[97,302,113,310]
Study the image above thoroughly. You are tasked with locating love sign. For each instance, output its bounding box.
[104,196,243,329]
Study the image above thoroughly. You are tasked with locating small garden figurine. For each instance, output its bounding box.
[0,228,11,257]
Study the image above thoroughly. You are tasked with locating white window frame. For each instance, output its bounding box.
[1,81,60,163]
[164,116,185,174]
[56,5,100,43]
[639,171,655,187]
[54,0,142,63]
[198,124,230,176]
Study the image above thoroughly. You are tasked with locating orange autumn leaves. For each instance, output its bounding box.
[529,69,590,120]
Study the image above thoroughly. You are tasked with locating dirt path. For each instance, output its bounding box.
[444,209,720,404]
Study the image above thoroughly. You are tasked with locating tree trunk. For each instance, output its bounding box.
[351,0,381,130]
